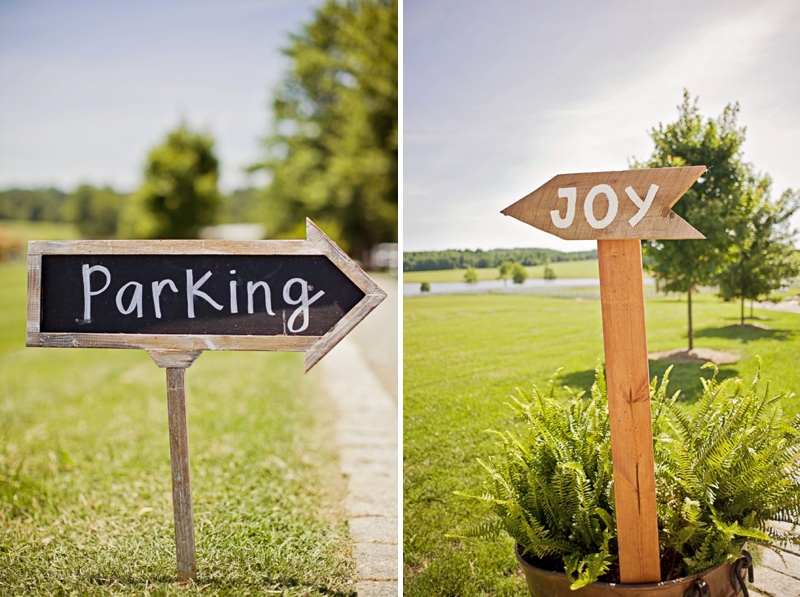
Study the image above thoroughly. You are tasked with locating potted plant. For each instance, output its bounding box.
[455,362,800,595]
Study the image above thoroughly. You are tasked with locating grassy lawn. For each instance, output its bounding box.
[0,219,80,243]
[402,259,599,283]
[403,292,800,596]
[0,261,355,596]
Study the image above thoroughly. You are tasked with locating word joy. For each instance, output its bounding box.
[81,265,324,333]
[550,184,659,230]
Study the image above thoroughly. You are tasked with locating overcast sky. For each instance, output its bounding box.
[0,0,320,194]
[404,0,800,252]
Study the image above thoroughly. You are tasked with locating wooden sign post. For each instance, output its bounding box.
[26,218,386,582]
[502,166,706,584]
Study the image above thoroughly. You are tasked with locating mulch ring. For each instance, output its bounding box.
[648,347,740,365]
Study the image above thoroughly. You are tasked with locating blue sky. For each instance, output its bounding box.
[404,0,800,251]
[0,0,320,193]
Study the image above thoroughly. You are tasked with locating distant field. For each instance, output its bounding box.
[0,219,80,243]
[403,259,599,283]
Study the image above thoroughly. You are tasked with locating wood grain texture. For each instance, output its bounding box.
[26,249,41,334]
[166,367,197,582]
[27,238,320,256]
[148,350,202,369]
[27,332,318,352]
[597,239,661,583]
[502,166,706,240]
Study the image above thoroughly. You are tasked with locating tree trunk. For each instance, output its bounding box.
[741,297,745,325]
[687,289,693,351]
[750,301,754,319]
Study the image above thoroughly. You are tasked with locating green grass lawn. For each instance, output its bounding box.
[402,259,599,283]
[403,292,800,596]
[0,219,81,243]
[0,262,355,596]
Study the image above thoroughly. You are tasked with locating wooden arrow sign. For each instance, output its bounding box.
[26,218,385,371]
[501,166,706,585]
[501,166,706,240]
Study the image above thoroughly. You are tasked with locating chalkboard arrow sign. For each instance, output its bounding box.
[26,218,387,582]
[26,218,386,371]
[501,166,706,585]
[501,166,706,240]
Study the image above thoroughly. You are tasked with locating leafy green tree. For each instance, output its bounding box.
[637,92,751,349]
[253,0,397,257]
[512,263,528,285]
[718,181,800,324]
[464,267,478,283]
[420,281,430,293]
[543,265,556,280]
[119,125,220,239]
[498,261,513,285]
[64,185,126,238]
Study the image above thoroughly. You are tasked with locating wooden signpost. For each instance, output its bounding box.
[26,218,386,582]
[502,166,706,584]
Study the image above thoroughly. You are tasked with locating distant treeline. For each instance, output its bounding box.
[403,248,598,271]
[0,188,69,221]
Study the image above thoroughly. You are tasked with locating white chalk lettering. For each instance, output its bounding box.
[229,270,239,314]
[82,264,111,321]
[186,270,224,319]
[551,187,577,228]
[151,279,178,319]
[116,281,143,318]
[247,281,275,315]
[283,278,324,333]
[584,184,618,229]
[625,184,659,227]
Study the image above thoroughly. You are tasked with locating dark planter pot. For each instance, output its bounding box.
[515,544,753,597]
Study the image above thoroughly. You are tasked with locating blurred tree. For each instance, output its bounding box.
[464,267,478,283]
[543,265,556,280]
[512,263,528,284]
[498,261,512,285]
[718,182,800,324]
[636,92,751,349]
[253,0,397,257]
[119,125,220,239]
[64,185,125,238]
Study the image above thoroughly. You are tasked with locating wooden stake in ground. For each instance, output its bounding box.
[150,350,202,582]
[502,166,706,584]
[597,239,659,583]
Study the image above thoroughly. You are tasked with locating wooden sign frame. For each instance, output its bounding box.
[26,218,385,371]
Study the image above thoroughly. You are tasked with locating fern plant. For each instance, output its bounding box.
[456,361,800,589]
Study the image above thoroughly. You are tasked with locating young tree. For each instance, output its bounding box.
[718,182,800,324]
[64,185,126,239]
[637,92,751,349]
[512,263,528,285]
[254,0,397,258]
[464,267,478,283]
[119,125,220,239]
[543,265,556,280]
[498,261,513,285]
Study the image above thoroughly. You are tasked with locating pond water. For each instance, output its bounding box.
[404,277,602,297]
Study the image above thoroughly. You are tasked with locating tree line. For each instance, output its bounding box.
[0,0,397,259]
[404,247,598,271]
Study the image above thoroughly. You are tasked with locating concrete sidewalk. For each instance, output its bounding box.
[319,274,398,597]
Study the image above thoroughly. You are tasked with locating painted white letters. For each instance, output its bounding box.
[116,281,143,317]
[625,184,658,227]
[82,264,111,321]
[551,188,576,228]
[186,270,224,319]
[584,184,618,229]
[283,278,324,333]
[152,279,178,319]
[247,281,276,315]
